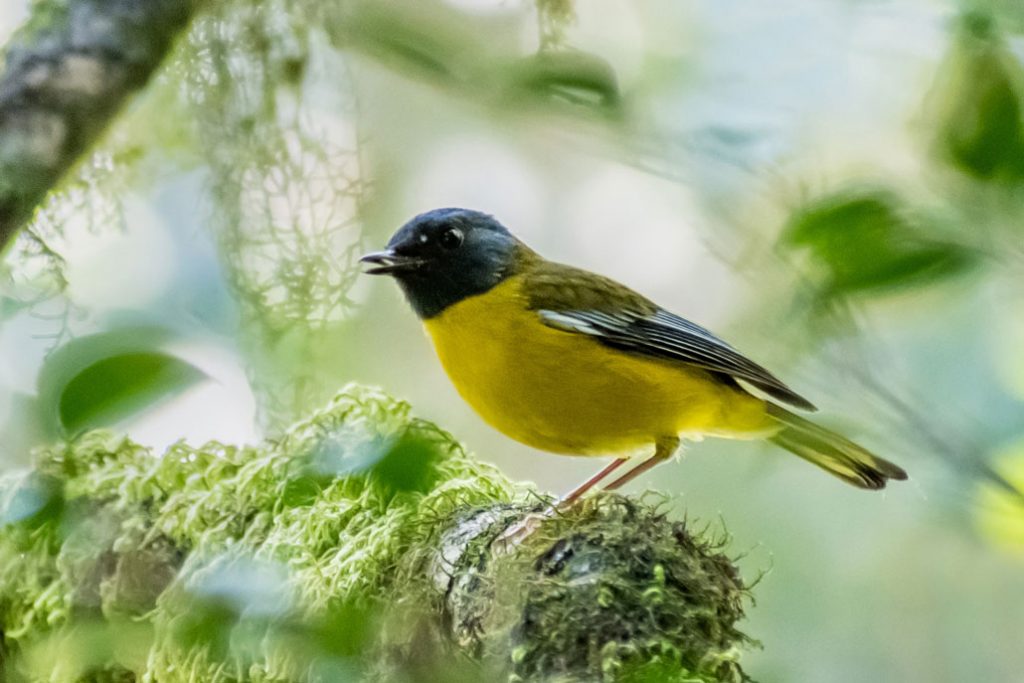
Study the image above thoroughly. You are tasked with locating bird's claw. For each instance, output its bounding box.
[492,510,550,554]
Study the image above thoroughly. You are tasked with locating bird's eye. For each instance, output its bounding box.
[439,227,464,250]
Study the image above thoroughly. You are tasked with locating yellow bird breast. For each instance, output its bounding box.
[422,275,772,457]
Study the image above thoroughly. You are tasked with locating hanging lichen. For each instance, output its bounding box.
[536,0,577,51]
[0,150,128,348]
[181,0,369,426]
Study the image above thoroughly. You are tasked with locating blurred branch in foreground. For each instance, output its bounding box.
[0,385,752,683]
[326,2,622,128]
[0,0,202,251]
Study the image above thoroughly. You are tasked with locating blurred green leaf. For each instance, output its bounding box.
[784,190,976,298]
[192,557,293,618]
[36,328,207,436]
[930,11,1024,180]
[0,391,48,467]
[280,472,331,508]
[169,594,237,661]
[0,471,64,530]
[369,429,445,496]
[303,426,446,497]
[328,2,621,124]
[976,439,1024,554]
[19,620,153,682]
[0,295,32,319]
[327,2,464,81]
[57,353,204,434]
[169,558,291,663]
[166,558,372,676]
[308,600,373,660]
[503,51,621,115]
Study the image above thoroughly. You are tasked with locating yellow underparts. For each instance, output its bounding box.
[423,275,777,457]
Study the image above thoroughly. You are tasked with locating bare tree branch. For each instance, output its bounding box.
[0,0,201,250]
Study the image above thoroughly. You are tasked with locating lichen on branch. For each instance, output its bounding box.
[0,385,753,682]
[146,0,375,427]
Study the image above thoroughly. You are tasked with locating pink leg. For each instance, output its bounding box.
[557,457,628,507]
[603,436,680,492]
[493,458,627,552]
[493,439,679,552]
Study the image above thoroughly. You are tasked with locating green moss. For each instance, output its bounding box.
[488,497,750,682]
[0,384,517,681]
[0,385,752,682]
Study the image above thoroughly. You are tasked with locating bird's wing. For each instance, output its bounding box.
[525,262,817,411]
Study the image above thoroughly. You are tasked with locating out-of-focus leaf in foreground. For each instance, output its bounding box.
[502,50,621,116]
[783,189,976,299]
[327,2,479,83]
[976,440,1024,554]
[0,471,63,531]
[328,1,620,120]
[298,425,447,500]
[170,557,292,663]
[36,328,207,436]
[20,620,153,682]
[928,11,1024,180]
[166,555,370,679]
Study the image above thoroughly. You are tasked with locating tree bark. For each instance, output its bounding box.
[0,0,201,250]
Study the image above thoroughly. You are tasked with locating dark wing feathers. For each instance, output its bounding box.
[527,263,817,412]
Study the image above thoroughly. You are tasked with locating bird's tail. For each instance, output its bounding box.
[766,404,907,490]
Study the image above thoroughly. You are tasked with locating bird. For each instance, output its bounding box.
[361,208,907,505]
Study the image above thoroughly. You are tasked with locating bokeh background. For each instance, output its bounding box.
[2,0,1024,680]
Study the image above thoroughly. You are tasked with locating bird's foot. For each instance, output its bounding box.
[492,509,551,554]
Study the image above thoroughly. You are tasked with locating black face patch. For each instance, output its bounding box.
[378,208,523,319]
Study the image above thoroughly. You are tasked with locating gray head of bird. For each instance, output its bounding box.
[361,208,526,318]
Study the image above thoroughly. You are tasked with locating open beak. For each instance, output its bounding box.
[359,249,425,275]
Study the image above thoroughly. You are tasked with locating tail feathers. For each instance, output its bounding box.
[766,404,908,490]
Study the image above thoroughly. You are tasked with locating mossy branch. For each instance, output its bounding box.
[0,0,201,250]
[0,386,752,682]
